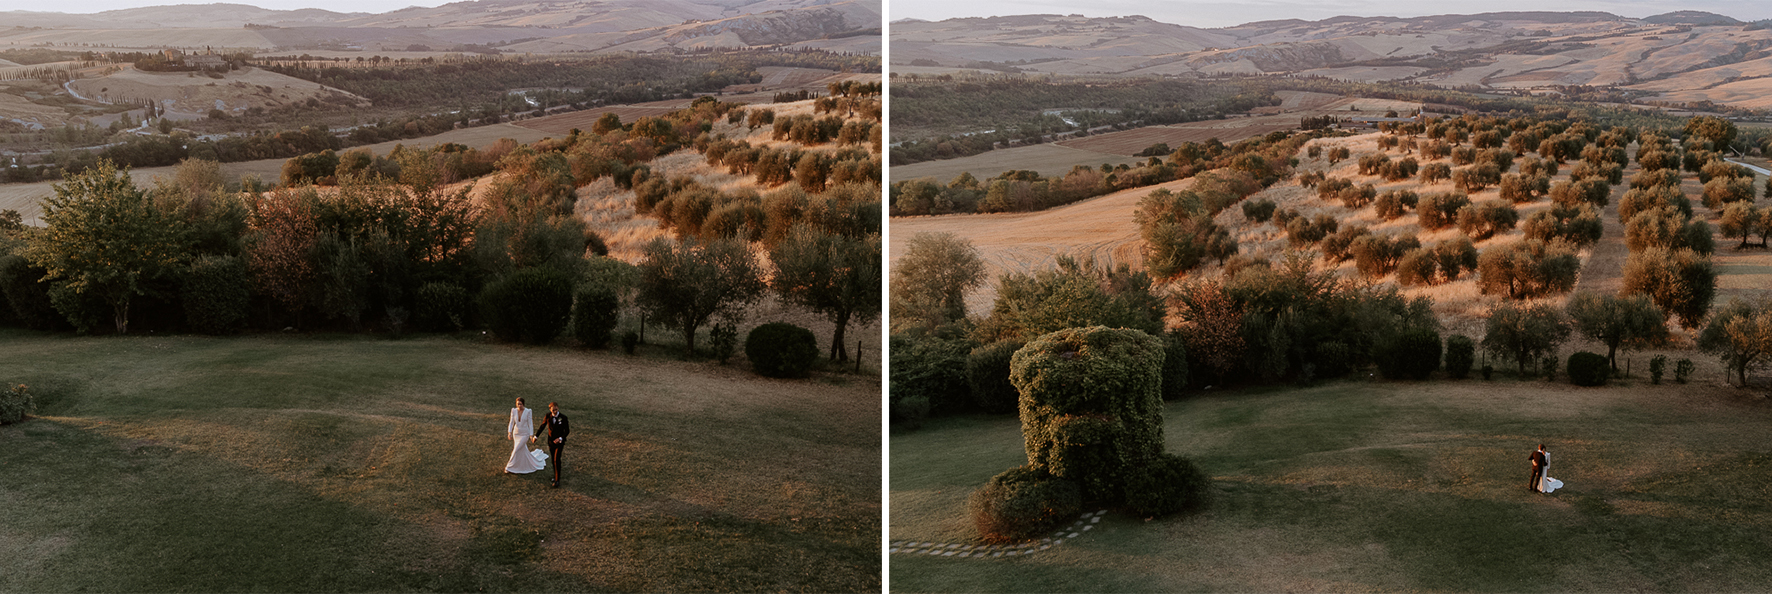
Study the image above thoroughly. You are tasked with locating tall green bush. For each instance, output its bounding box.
[479,267,575,345]
[181,255,251,335]
[1161,331,1190,400]
[1445,334,1476,379]
[414,282,469,332]
[1011,326,1165,504]
[889,332,977,421]
[1376,327,1441,380]
[0,254,64,330]
[570,287,620,349]
[967,339,1026,414]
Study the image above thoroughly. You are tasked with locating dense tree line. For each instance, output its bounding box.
[890,77,1278,166]
[893,130,1318,218]
[4,97,880,364]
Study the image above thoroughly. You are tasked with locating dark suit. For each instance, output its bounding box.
[1529,449,1547,492]
[540,412,570,484]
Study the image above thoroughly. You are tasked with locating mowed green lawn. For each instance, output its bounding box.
[891,378,1772,592]
[0,331,879,592]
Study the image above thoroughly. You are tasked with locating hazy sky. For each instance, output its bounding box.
[890,0,1772,29]
[0,0,451,14]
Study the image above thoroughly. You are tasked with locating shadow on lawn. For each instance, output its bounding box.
[0,418,606,592]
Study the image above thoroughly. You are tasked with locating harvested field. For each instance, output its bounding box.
[888,143,1143,185]
[1055,114,1306,156]
[889,177,1189,314]
[510,106,679,136]
[1294,65,1427,82]
[0,28,276,50]
[1637,77,1772,112]
[65,66,366,118]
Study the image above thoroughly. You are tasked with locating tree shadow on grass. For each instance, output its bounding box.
[0,418,602,593]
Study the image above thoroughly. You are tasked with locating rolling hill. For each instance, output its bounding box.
[891,10,1770,111]
[0,0,880,54]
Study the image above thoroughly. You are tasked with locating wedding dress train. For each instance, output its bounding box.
[505,406,545,474]
[1539,473,1563,493]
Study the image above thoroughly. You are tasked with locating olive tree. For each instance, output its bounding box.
[1565,292,1669,372]
[1698,295,1772,387]
[770,225,881,362]
[1483,302,1573,376]
[890,232,986,331]
[636,236,766,354]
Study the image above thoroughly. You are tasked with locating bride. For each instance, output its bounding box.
[504,397,548,474]
[1539,451,1564,494]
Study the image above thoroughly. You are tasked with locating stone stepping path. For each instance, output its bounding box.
[889,510,1108,558]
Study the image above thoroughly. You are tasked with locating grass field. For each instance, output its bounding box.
[890,375,1772,592]
[0,331,880,592]
[889,144,1145,185]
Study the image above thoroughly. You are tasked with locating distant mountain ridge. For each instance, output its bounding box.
[891,9,1772,111]
[0,0,881,54]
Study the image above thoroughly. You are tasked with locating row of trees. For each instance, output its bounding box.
[893,130,1316,218]
[5,103,882,363]
[891,231,1772,432]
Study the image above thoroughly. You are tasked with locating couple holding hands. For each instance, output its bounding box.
[506,397,570,488]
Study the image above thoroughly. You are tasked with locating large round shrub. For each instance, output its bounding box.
[1123,453,1212,517]
[1011,326,1165,503]
[479,267,575,345]
[1377,327,1442,380]
[182,255,251,335]
[745,322,819,378]
[0,383,33,425]
[968,466,1082,543]
[1445,334,1476,379]
[414,282,470,332]
[571,288,620,349]
[1567,351,1609,386]
[967,339,1025,414]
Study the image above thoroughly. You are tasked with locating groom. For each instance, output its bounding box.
[539,402,571,488]
[1528,444,1548,493]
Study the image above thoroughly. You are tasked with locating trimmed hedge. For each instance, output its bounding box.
[1011,326,1164,503]
[1568,351,1609,386]
[745,322,819,378]
[967,339,1026,414]
[968,466,1082,543]
[1122,452,1212,517]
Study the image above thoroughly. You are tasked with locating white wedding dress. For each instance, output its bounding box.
[1538,453,1563,493]
[505,406,547,473]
